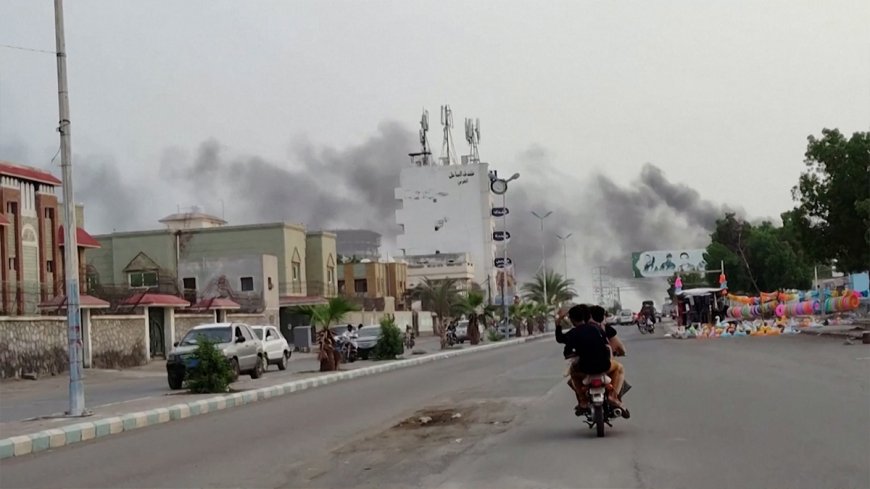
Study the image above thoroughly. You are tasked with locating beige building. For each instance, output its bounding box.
[86,213,337,327]
[337,259,408,301]
[406,252,476,291]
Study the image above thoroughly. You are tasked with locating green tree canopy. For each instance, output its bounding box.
[790,128,870,273]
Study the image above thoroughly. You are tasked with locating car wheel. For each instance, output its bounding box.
[229,358,241,382]
[250,355,265,379]
[167,372,183,390]
[277,352,288,371]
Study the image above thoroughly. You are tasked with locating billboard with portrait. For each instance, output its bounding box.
[631,249,707,278]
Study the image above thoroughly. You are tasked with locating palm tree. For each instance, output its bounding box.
[454,290,485,345]
[412,278,461,349]
[299,296,359,371]
[521,269,577,305]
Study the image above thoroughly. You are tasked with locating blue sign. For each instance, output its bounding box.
[491,207,509,217]
[494,257,513,268]
[493,231,511,241]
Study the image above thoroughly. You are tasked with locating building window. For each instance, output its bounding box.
[292,262,301,281]
[44,208,55,220]
[354,279,367,293]
[240,277,254,291]
[46,260,55,273]
[337,280,345,293]
[6,202,17,215]
[8,258,16,271]
[327,266,335,284]
[129,271,158,288]
[182,277,197,290]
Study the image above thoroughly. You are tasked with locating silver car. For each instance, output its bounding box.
[166,323,265,390]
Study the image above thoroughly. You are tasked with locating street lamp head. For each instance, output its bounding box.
[508,172,520,182]
[532,210,553,220]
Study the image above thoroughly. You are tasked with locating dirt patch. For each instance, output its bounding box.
[285,400,522,488]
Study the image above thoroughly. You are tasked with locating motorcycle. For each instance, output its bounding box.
[445,325,458,347]
[336,334,358,363]
[636,315,655,334]
[581,374,630,437]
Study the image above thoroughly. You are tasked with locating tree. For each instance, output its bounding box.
[412,278,461,349]
[521,269,577,305]
[454,290,485,345]
[299,296,359,371]
[701,213,813,295]
[373,315,404,360]
[791,129,870,273]
[185,335,235,393]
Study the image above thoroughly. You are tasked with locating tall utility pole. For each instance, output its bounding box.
[555,233,573,281]
[54,0,85,416]
[531,211,552,305]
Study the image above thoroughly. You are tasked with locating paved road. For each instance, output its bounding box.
[0,336,442,422]
[1,330,867,489]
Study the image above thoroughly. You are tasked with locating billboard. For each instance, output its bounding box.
[631,249,707,278]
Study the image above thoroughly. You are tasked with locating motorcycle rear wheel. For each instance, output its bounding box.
[593,405,605,437]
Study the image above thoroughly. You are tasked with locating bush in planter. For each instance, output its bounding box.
[186,335,235,394]
[373,316,404,360]
[486,328,504,342]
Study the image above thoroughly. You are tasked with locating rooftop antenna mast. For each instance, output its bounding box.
[464,117,481,163]
[419,109,431,165]
[440,105,458,166]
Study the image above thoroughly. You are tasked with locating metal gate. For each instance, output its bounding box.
[149,307,166,358]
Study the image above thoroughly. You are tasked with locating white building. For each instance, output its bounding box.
[395,159,495,289]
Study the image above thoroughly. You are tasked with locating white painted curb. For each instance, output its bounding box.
[0,335,542,460]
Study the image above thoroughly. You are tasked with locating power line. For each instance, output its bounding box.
[0,43,56,55]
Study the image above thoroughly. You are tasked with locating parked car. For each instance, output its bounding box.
[355,325,385,360]
[496,320,516,337]
[251,325,292,371]
[166,323,264,390]
[455,320,469,343]
[616,309,634,325]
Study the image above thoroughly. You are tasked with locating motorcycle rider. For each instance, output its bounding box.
[556,304,629,418]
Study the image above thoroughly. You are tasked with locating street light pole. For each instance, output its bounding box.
[54,0,85,417]
[531,211,553,305]
[493,173,520,338]
[556,233,573,281]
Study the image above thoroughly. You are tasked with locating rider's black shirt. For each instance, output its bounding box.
[556,322,617,373]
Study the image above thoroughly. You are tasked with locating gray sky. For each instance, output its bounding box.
[2,0,869,304]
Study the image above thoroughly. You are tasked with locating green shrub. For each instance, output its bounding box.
[486,328,504,342]
[373,316,404,360]
[186,335,234,393]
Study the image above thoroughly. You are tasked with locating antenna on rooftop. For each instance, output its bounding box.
[465,117,480,163]
[440,105,458,165]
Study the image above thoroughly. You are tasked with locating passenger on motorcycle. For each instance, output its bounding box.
[556,304,629,418]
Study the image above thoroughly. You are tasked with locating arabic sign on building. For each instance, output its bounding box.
[491,207,509,217]
[631,249,707,278]
[493,231,511,241]
[494,257,513,269]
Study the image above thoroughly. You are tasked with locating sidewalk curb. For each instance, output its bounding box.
[0,335,543,460]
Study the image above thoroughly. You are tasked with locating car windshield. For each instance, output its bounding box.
[180,327,232,346]
[252,328,265,340]
[358,327,380,337]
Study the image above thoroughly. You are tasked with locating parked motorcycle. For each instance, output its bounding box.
[581,374,630,437]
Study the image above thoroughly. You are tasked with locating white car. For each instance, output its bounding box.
[251,325,292,371]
